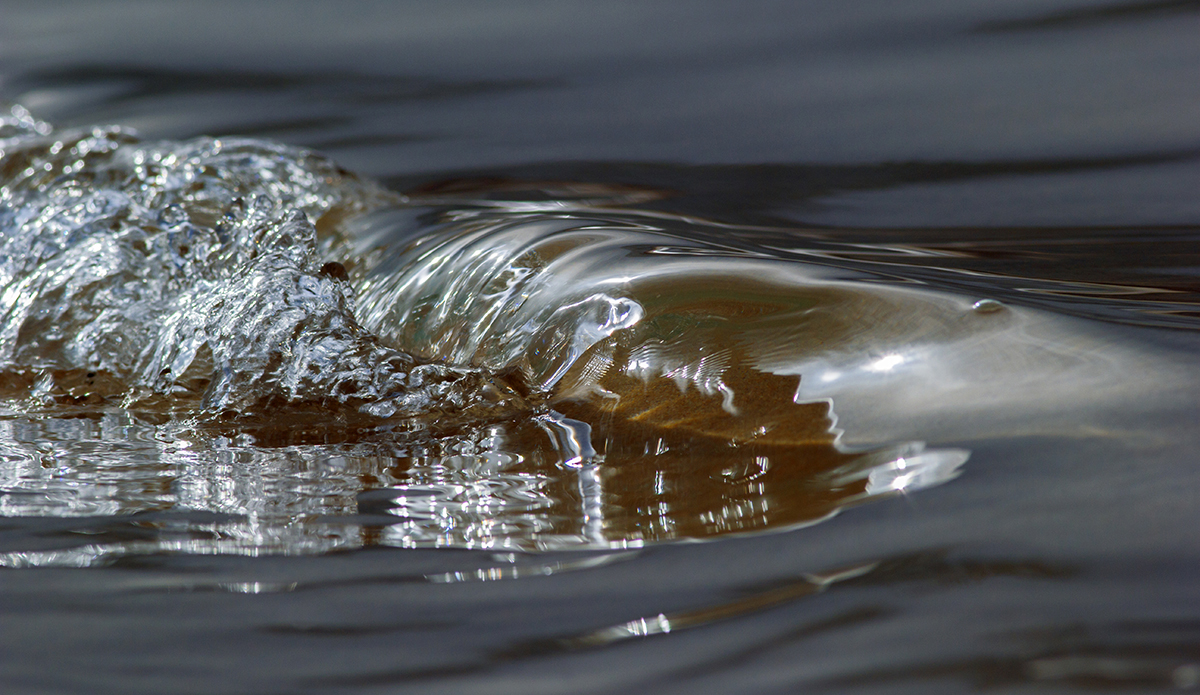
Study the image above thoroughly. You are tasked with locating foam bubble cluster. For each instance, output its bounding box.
[0,104,496,421]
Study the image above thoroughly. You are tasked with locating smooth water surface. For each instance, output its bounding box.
[1,2,1199,693]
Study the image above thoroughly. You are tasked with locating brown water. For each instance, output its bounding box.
[1,2,1199,693]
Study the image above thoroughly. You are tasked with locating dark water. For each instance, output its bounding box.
[2,1,1199,693]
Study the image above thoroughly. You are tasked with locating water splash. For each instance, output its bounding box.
[0,104,508,427]
[0,105,1043,562]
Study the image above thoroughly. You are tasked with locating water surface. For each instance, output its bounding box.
[1,2,1199,693]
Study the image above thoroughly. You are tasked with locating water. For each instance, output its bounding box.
[1,1,1199,692]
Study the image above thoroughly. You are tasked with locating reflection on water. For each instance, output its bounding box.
[0,402,970,563]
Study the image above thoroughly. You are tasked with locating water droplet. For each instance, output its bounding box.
[971,299,1004,314]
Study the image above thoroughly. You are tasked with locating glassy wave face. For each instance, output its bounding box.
[6,103,1188,563]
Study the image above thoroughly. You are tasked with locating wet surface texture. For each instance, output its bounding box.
[1,1,1199,693]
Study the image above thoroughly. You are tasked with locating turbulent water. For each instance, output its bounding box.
[14,99,1194,562]
[2,2,1199,692]
[1,104,989,557]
